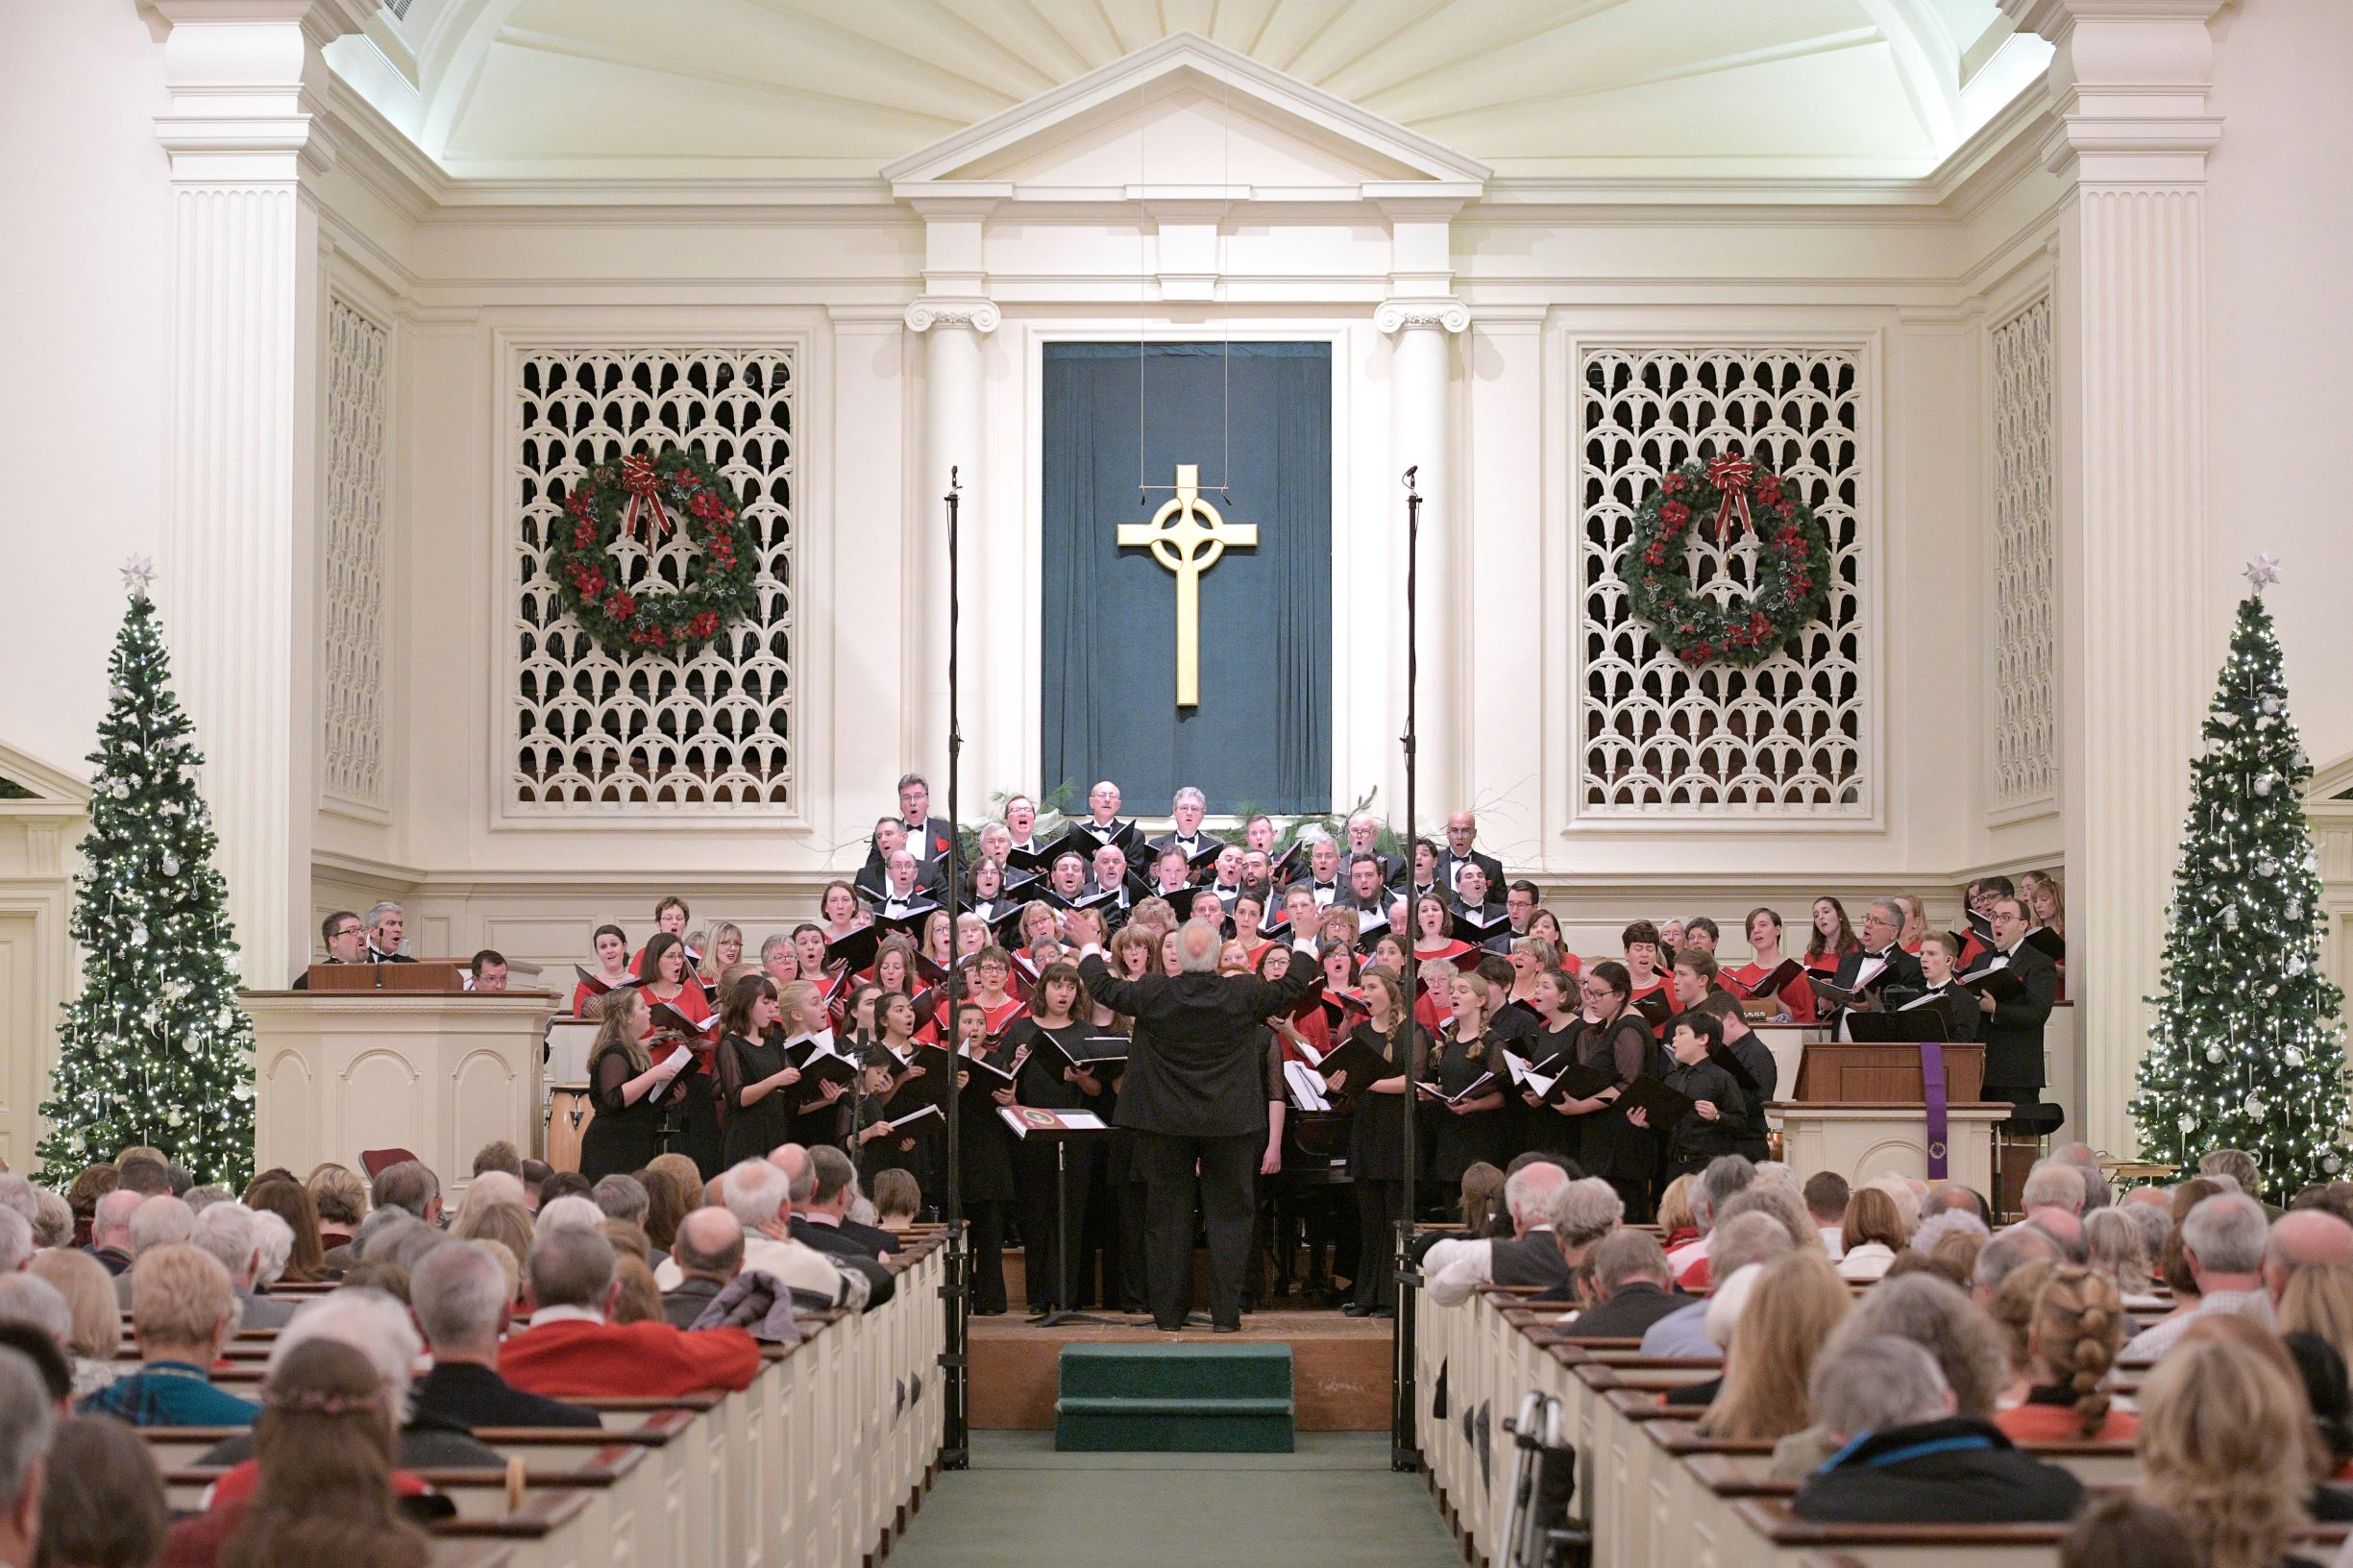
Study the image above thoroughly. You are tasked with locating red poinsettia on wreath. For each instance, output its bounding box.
[546,444,758,659]
[1619,450,1831,669]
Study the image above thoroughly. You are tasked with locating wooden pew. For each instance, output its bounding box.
[1721,1496,2348,1568]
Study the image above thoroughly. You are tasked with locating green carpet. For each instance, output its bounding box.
[891,1432,1458,1567]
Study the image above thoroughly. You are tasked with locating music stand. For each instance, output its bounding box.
[1846,1008,1951,1043]
[1004,1110,1119,1330]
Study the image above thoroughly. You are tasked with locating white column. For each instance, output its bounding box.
[1377,299,1468,816]
[2004,0,2225,1155]
[903,297,997,806]
[152,0,365,983]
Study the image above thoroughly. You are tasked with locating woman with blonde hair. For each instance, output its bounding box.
[2135,1335,2319,1568]
[1701,1251,1851,1442]
[1655,1175,1700,1250]
[1989,1257,2059,1406]
[2083,1207,2158,1303]
[28,1248,124,1401]
[2277,1262,2353,1380]
[451,1199,534,1269]
[1998,1264,2138,1441]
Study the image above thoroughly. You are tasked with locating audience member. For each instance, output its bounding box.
[652,1161,881,1311]
[2058,1496,2203,1568]
[663,1208,748,1329]
[1989,1257,2059,1405]
[369,1163,441,1227]
[161,1340,434,1568]
[34,1415,168,1568]
[613,1255,665,1324]
[497,1226,763,1399]
[85,1188,139,1275]
[406,1242,600,1431]
[79,1245,257,1427]
[2267,1210,2353,1307]
[471,1140,524,1180]
[27,1249,123,1402]
[791,1146,902,1257]
[450,1199,535,1266]
[1802,1172,1850,1259]
[308,1164,369,1259]
[2047,1143,2112,1212]
[1997,1264,2138,1441]
[1835,1188,1907,1282]
[1561,1230,1688,1340]
[2199,1149,2277,1216]
[2121,1193,2273,1364]
[1422,1162,1579,1306]
[241,1175,327,1285]
[1793,1335,2083,1522]
[1697,1250,1848,1446]
[2282,1262,2353,1379]
[0,1349,53,1568]
[2137,1335,2318,1568]
[2082,1206,2159,1305]
[1973,1224,2063,1307]
[1668,1156,1756,1286]
[871,1169,921,1232]
[1642,1213,1795,1359]
[28,1188,70,1253]
[448,1172,525,1237]
[112,1195,196,1309]
[189,1204,296,1330]
[635,1166,689,1257]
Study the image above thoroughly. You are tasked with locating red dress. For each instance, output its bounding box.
[1728,959,1816,1024]
[1414,938,1478,970]
[1627,975,1670,1037]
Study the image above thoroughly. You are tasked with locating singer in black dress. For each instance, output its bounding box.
[716,974,800,1168]
[578,989,690,1183]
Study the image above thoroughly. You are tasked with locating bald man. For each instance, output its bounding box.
[1078,919,1325,1332]
[2263,1209,2353,1306]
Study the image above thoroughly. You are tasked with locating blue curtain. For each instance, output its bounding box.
[1041,342,1332,814]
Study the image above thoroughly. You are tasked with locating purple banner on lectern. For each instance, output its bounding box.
[1919,1041,1951,1180]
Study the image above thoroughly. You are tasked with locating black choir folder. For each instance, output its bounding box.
[1614,1074,1697,1129]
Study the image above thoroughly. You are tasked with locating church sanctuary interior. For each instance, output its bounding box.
[11,1,2353,1565]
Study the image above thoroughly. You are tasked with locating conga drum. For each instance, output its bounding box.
[546,1086,595,1173]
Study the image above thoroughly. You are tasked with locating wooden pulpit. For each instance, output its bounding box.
[1792,1041,1985,1105]
[1777,1038,2005,1193]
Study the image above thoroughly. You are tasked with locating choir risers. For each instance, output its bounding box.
[244,989,553,1194]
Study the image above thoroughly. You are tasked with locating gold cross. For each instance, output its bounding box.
[1117,464,1257,708]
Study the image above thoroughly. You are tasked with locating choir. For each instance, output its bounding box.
[544,776,2069,1315]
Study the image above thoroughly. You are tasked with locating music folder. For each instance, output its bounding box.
[1956,962,2029,1004]
[886,1104,944,1137]
[998,1106,1109,1139]
[1540,1058,1621,1106]
[1727,957,1803,1000]
[1416,1071,1498,1107]
[1614,1074,1697,1129]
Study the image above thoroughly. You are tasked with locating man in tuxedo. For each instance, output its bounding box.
[1344,813,1406,891]
[1003,795,1045,859]
[1963,896,2059,1115]
[1078,779,1134,851]
[1300,838,1343,906]
[1435,810,1506,896]
[365,901,416,964]
[1902,932,1980,1042]
[1237,848,1276,907]
[895,773,956,872]
[1077,919,1323,1331]
[1148,786,1224,864]
[1205,846,1246,909]
[1089,845,1142,907]
[1145,846,1196,902]
[1336,853,1390,915]
[871,852,936,921]
[1832,899,1924,1013]
[1046,852,1090,905]
[855,818,907,905]
[291,909,367,989]
[1505,880,1541,940]
[1405,840,1444,908]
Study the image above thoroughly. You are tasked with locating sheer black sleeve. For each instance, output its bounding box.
[590,1046,634,1115]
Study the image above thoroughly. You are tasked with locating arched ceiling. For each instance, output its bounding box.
[336,0,2047,184]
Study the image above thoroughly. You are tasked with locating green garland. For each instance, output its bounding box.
[1619,453,1832,668]
[547,444,758,657]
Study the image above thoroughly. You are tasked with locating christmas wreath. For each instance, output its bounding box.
[547,444,757,657]
[1620,452,1832,668]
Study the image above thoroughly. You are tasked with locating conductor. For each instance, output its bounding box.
[1079,919,1324,1332]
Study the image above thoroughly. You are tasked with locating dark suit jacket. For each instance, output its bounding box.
[838,1216,902,1254]
[1079,955,1323,1138]
[1834,944,1923,1002]
[411,1360,601,1431]
[791,1214,879,1259]
[1146,830,1227,864]
[1489,1231,1573,1294]
[1963,943,2059,1090]
[1562,1280,1693,1340]
[1434,847,1506,896]
[902,815,957,867]
[662,1277,723,1330]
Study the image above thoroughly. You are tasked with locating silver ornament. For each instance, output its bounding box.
[160,856,179,876]
[2329,1153,2345,1175]
[2288,1047,2307,1067]
[2206,1045,2225,1064]
[2246,1093,2267,1117]
[2178,1114,2200,1133]
[2263,695,2281,715]
[2256,775,2275,796]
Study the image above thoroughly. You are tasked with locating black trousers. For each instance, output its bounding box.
[1352,1177,1404,1311]
[1133,1129,1260,1331]
[965,1199,1008,1313]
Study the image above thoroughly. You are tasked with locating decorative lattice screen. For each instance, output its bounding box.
[1989,298,2057,816]
[1578,347,1868,815]
[511,349,796,812]
[322,298,390,814]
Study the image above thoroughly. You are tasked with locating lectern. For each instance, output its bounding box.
[1777,1027,2007,1192]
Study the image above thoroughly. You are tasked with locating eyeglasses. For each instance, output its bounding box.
[331,925,362,940]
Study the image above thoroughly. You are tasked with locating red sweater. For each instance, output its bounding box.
[498,1318,762,1399]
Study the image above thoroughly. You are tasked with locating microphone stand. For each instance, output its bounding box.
[1392,465,1424,1472]
[940,467,970,1469]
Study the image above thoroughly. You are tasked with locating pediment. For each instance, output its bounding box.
[883,31,1487,202]
[0,743,88,811]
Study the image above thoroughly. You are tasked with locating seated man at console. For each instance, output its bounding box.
[290,909,366,989]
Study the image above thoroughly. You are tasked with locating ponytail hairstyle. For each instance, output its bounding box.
[2033,1264,2126,1437]
[1360,968,1409,1061]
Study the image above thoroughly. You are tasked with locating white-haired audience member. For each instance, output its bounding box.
[1422,1160,1580,1306]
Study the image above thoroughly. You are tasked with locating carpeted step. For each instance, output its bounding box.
[1054,1344,1296,1453]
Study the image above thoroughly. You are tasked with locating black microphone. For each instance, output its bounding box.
[1403,465,1418,484]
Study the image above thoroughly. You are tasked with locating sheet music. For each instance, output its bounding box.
[1285,1061,1332,1112]
[1852,955,1889,991]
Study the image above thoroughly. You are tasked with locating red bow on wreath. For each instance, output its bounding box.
[1704,452,1755,540]
[619,453,673,545]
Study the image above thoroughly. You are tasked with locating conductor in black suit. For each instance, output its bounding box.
[1961,895,2060,1119]
[1079,920,1324,1332]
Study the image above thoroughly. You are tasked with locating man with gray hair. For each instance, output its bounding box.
[372,1159,442,1224]
[2020,1161,2086,1221]
[0,1348,52,1564]
[0,1173,37,1227]
[1642,1212,1796,1359]
[111,1194,196,1310]
[408,1241,600,1430]
[1148,786,1223,865]
[189,1202,296,1329]
[1972,1223,2062,1306]
[1078,919,1324,1332]
[365,899,413,963]
[652,1160,875,1311]
[0,1211,30,1276]
[196,1287,500,1470]
[591,1174,650,1228]
[1423,1160,1579,1307]
[86,1188,142,1276]
[500,1226,762,1399]
[1826,899,1923,1021]
[0,1275,71,1349]
[2047,1143,2111,1211]
[1795,1335,2082,1522]
[1563,1230,1689,1340]
[2120,1191,2274,1364]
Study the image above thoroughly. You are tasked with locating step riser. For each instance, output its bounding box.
[1055,1344,1299,1454]
[1054,1414,1295,1454]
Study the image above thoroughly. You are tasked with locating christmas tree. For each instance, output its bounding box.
[2131,558,2349,1197]
[37,560,256,1188]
